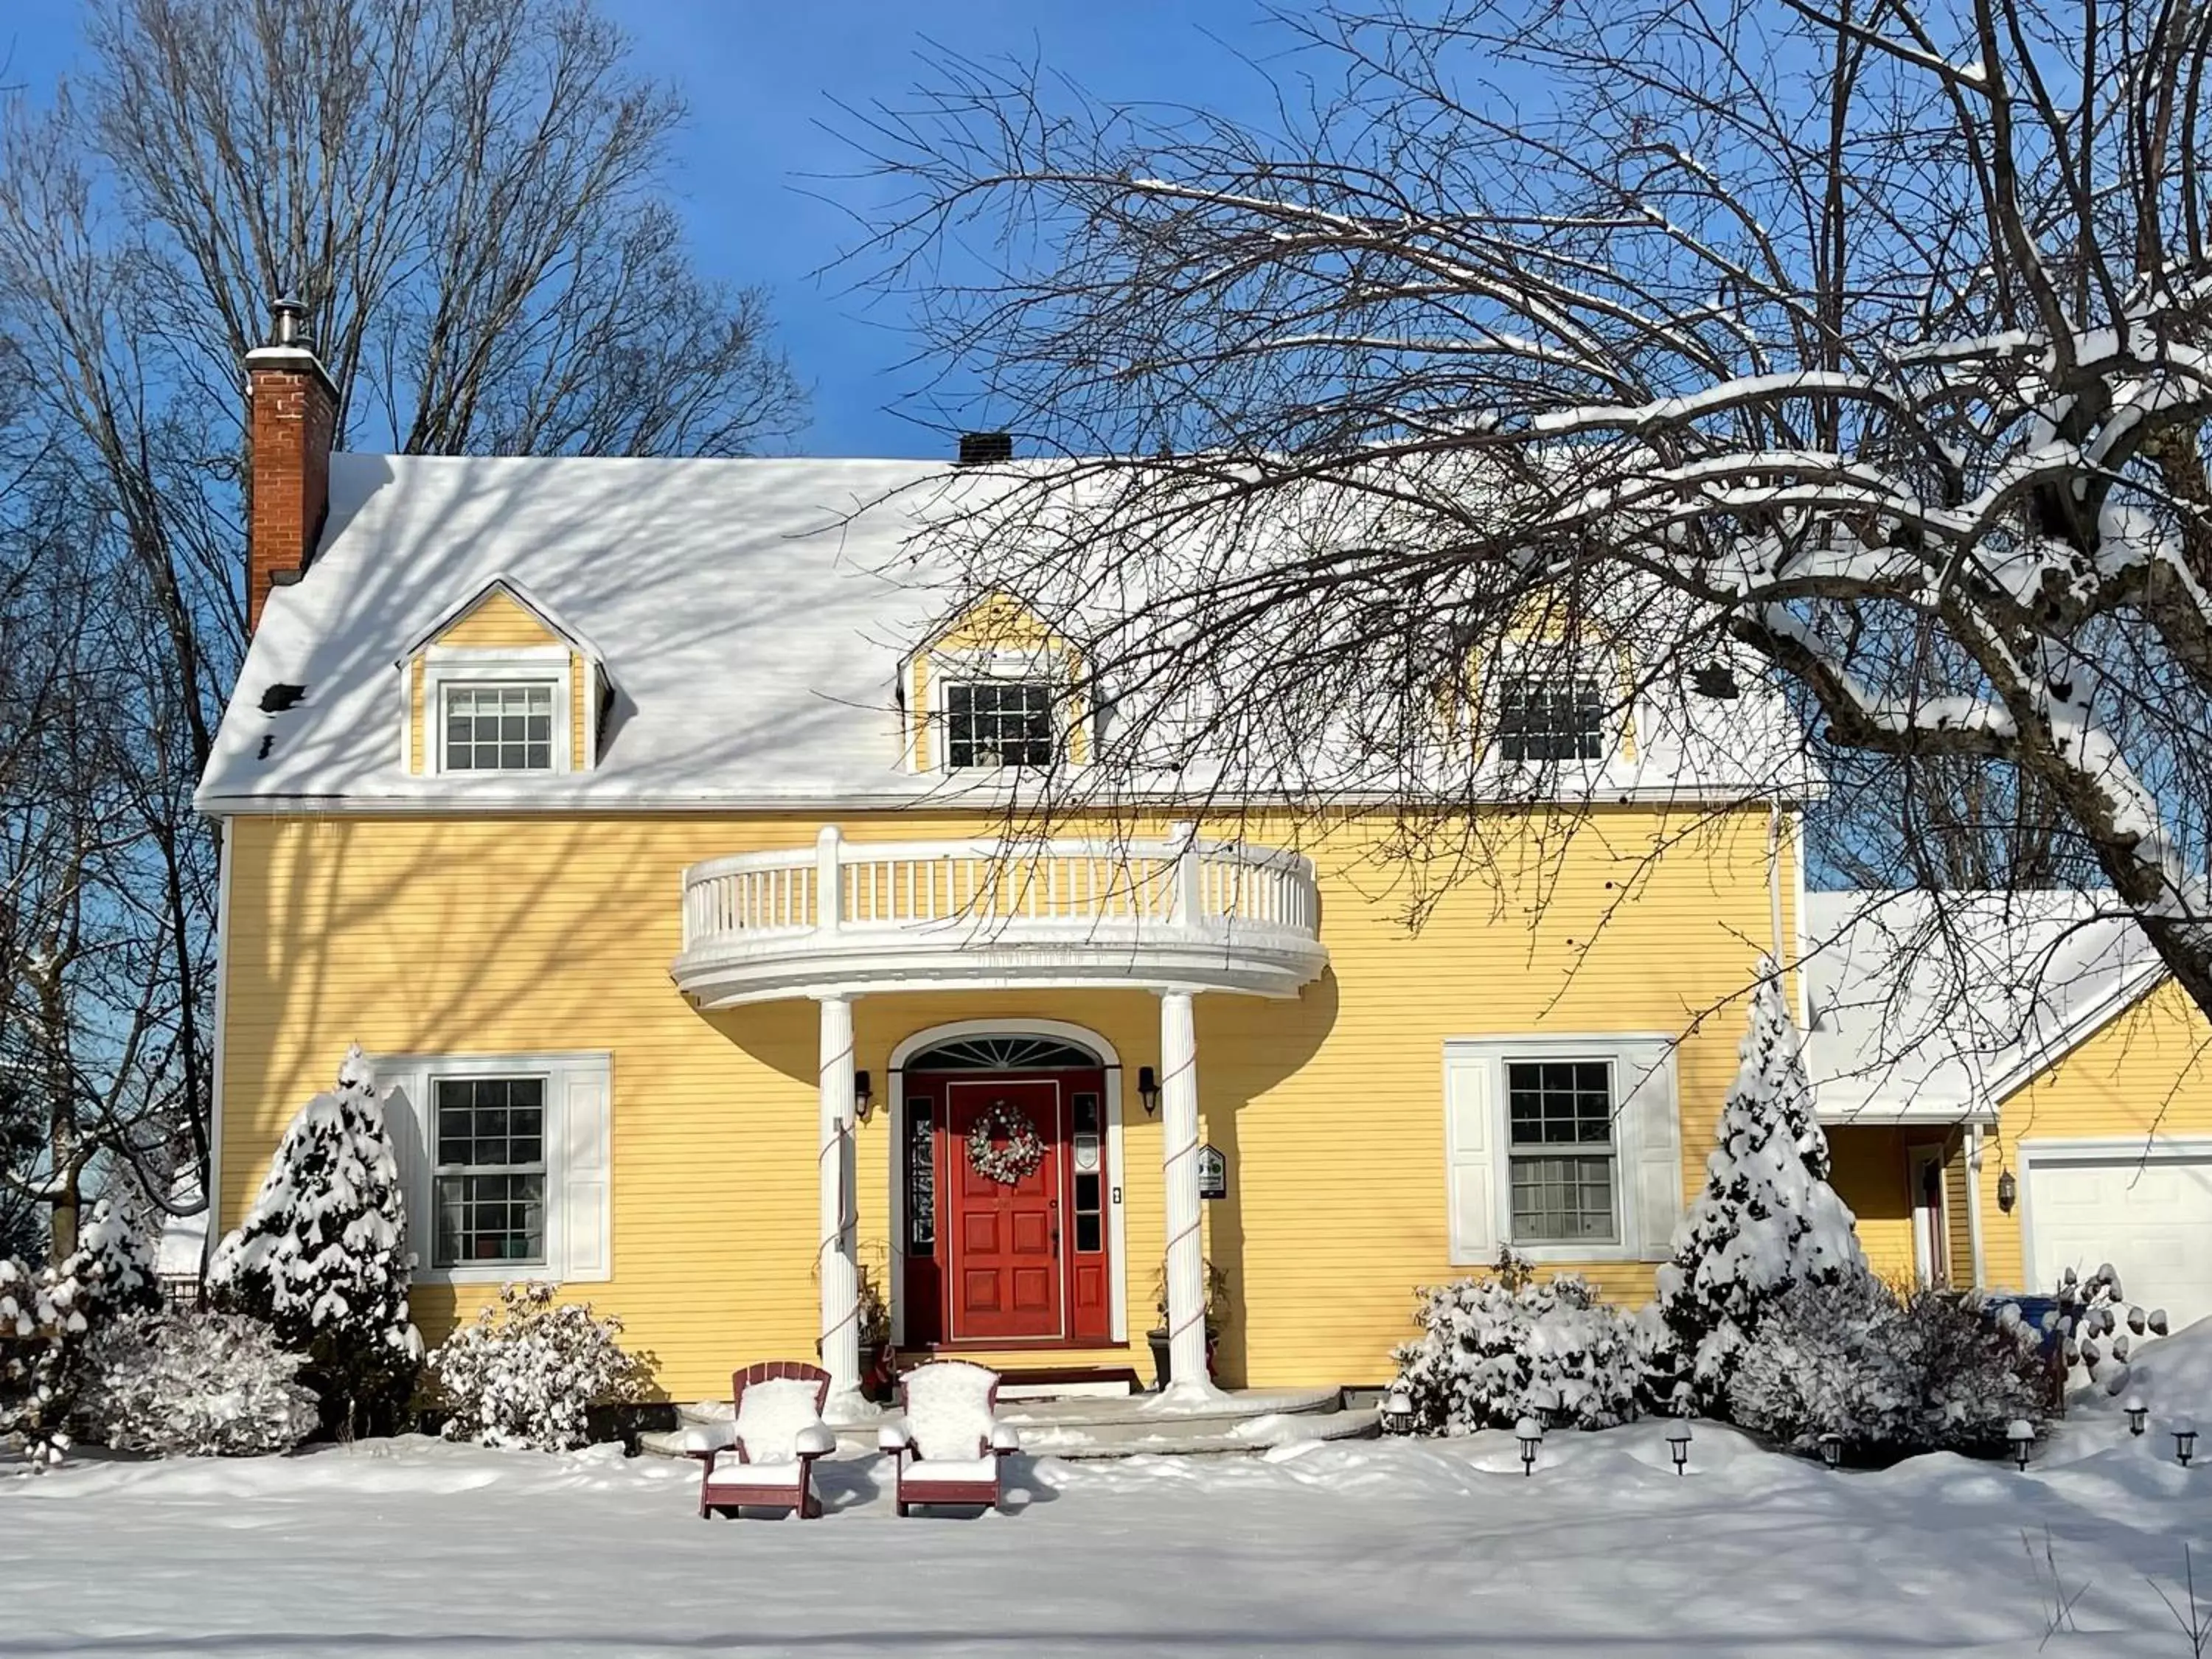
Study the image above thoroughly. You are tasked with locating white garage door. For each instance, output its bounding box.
[2025,1147,2212,1334]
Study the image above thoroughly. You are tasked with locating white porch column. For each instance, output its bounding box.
[1157,987,1220,1399]
[816,991,863,1416]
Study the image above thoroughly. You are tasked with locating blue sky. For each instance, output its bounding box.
[4,0,1282,456]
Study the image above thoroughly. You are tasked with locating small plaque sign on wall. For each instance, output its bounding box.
[1197,1144,1228,1200]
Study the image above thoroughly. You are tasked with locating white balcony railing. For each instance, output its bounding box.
[672,827,1328,1006]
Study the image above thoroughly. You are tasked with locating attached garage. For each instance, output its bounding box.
[2021,1140,2212,1334]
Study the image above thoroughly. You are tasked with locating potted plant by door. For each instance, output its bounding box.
[856,1267,894,1401]
[1147,1260,1231,1390]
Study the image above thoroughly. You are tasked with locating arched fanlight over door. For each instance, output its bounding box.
[904,1034,1103,1072]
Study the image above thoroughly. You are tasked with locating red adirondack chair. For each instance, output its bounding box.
[877,1359,1022,1514]
[696,1361,835,1520]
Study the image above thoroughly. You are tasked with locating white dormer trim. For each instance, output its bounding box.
[394,573,606,667]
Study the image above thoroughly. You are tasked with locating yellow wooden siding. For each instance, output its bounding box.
[571,651,589,765]
[1943,1132,1975,1287]
[1826,1126,1916,1283]
[219,803,1793,1398]
[408,659,425,775]
[435,588,560,647]
[1978,977,2212,1291]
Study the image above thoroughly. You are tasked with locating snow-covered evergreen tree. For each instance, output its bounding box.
[47,1194,160,1333]
[208,1045,421,1436]
[1656,964,1864,1410]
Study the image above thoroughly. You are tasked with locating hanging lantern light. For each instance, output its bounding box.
[2008,1419,2036,1471]
[1379,1388,1415,1437]
[1996,1169,2017,1212]
[2175,1417,2198,1469]
[1664,1422,1692,1476]
[2124,1397,2149,1437]
[1818,1432,1844,1470]
[1514,1416,1544,1477]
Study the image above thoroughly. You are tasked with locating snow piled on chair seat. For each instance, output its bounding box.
[898,1456,1000,1485]
[901,1362,996,1461]
[732,1377,825,1462]
[702,1461,806,1489]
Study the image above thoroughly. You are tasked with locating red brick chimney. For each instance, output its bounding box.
[244,296,339,634]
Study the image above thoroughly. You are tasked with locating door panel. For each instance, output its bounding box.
[945,1080,1065,1340]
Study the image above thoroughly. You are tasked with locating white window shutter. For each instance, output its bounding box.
[1624,1042,1683,1261]
[560,1064,612,1281]
[1444,1051,1498,1264]
[378,1074,427,1272]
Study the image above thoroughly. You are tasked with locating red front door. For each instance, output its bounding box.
[944,1080,1065,1341]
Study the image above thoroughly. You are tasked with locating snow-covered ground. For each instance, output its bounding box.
[8,1333,2212,1658]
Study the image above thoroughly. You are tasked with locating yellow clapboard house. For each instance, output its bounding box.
[198,326,2211,1409]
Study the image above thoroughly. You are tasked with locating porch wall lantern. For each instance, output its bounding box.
[1137,1066,1161,1117]
[853,1069,874,1124]
[1997,1169,2017,1213]
[1514,1416,1543,1477]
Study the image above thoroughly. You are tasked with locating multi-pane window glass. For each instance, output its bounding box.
[1071,1092,1103,1253]
[1506,1060,1616,1244]
[945,680,1055,769]
[907,1099,936,1253]
[1497,673,1605,763]
[444,684,554,772]
[434,1077,546,1267]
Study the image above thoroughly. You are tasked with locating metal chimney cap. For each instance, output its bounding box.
[270,294,310,348]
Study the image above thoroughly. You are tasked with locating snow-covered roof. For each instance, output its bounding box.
[198,453,1812,811]
[1801,888,2168,1123]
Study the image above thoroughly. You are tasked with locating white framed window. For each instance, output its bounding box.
[1505,1060,1618,1245]
[1444,1034,1680,1265]
[945,677,1057,768]
[442,684,555,773]
[1495,671,1607,763]
[416,647,572,776]
[432,1075,549,1267]
[370,1051,611,1286]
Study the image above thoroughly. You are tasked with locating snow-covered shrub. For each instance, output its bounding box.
[209,1045,421,1437]
[423,1281,653,1452]
[2011,1263,2167,1400]
[0,1198,163,1462]
[1392,1248,1642,1433]
[74,1310,319,1456]
[1657,969,1864,1409]
[1728,1274,2047,1463]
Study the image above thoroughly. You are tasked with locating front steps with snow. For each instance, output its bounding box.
[641,1384,1378,1460]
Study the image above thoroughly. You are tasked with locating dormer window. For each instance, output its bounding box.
[946,678,1056,769]
[398,577,611,779]
[443,683,555,772]
[1497,672,1606,763]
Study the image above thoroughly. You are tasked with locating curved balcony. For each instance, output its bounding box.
[672,828,1329,1007]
